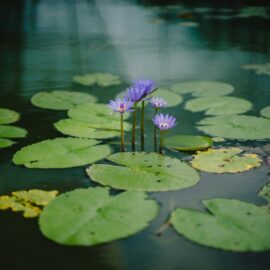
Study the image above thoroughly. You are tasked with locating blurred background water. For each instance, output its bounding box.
[0,0,270,269]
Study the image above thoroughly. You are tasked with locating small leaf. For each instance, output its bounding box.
[191,148,262,173]
[165,135,212,151]
[0,138,16,148]
[13,138,111,169]
[87,152,200,192]
[258,183,270,204]
[185,96,252,115]
[260,106,270,118]
[0,125,27,138]
[0,108,20,124]
[31,90,97,110]
[39,187,159,246]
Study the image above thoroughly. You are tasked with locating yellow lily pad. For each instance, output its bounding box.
[191,148,262,173]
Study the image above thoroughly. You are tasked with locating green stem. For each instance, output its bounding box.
[154,108,158,152]
[141,100,145,151]
[120,114,124,152]
[159,131,164,154]
[131,104,137,151]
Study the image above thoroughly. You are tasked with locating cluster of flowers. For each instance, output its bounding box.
[109,79,177,153]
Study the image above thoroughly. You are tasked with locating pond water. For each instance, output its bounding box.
[0,0,270,269]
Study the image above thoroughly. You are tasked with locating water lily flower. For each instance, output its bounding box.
[150,97,167,109]
[133,79,156,96]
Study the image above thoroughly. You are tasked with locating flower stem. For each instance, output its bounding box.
[131,104,137,151]
[154,107,158,152]
[159,131,164,154]
[120,114,124,152]
[141,100,145,151]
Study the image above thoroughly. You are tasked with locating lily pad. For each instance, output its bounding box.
[54,119,120,139]
[171,81,234,97]
[0,125,27,138]
[259,183,270,204]
[260,106,270,118]
[0,108,20,124]
[0,138,16,148]
[151,89,183,107]
[31,90,97,110]
[0,189,58,218]
[72,73,121,87]
[87,152,200,192]
[242,63,270,76]
[13,138,111,169]
[191,148,262,173]
[165,135,212,151]
[185,96,252,115]
[197,115,270,140]
[39,187,159,246]
[171,198,270,252]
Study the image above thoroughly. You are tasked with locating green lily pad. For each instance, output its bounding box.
[150,89,183,107]
[191,148,262,173]
[0,125,27,138]
[87,152,200,192]
[165,135,212,151]
[242,63,270,76]
[260,106,270,118]
[13,138,111,169]
[72,73,121,87]
[54,119,120,139]
[258,183,270,204]
[0,108,20,124]
[171,81,234,97]
[171,198,270,252]
[31,90,97,110]
[39,187,159,246]
[0,138,16,148]
[197,115,270,140]
[185,96,252,115]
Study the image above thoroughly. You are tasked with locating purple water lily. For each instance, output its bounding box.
[125,87,145,103]
[133,79,156,96]
[108,98,134,114]
[150,97,167,109]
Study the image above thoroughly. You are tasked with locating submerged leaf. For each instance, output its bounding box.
[31,90,97,110]
[87,152,200,192]
[171,80,234,97]
[0,125,27,138]
[197,115,270,140]
[0,108,20,124]
[171,198,270,252]
[191,148,261,173]
[39,187,159,246]
[13,138,111,169]
[165,135,212,151]
[185,96,252,115]
[260,106,270,118]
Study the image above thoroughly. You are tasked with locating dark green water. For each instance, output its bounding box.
[0,1,270,269]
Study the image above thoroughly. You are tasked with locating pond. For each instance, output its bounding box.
[0,0,270,269]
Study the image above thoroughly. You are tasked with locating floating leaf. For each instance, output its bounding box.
[260,106,270,118]
[13,138,111,169]
[151,89,183,107]
[258,183,270,204]
[0,125,27,138]
[0,138,16,148]
[171,81,234,97]
[87,152,200,192]
[0,108,20,124]
[165,135,212,151]
[0,189,58,218]
[191,148,261,173]
[31,90,97,110]
[178,21,199,27]
[72,73,121,87]
[39,187,159,246]
[197,115,270,140]
[171,198,270,252]
[242,63,270,76]
[236,7,269,18]
[185,96,252,115]
[54,119,119,139]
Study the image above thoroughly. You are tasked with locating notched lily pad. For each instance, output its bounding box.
[171,198,270,252]
[0,138,16,148]
[31,90,97,110]
[185,96,252,115]
[260,106,270,118]
[13,138,111,169]
[191,148,262,173]
[72,73,121,87]
[165,135,212,151]
[0,108,20,124]
[197,115,270,140]
[171,81,234,97]
[39,187,159,246]
[0,189,58,218]
[87,152,200,192]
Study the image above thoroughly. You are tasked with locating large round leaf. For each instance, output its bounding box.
[0,138,16,148]
[31,90,97,110]
[151,89,183,107]
[171,81,234,97]
[0,125,27,138]
[165,135,212,151]
[72,73,121,87]
[39,187,159,246]
[87,152,200,192]
[185,96,252,115]
[191,148,262,173]
[54,119,119,139]
[260,106,270,118]
[0,108,20,124]
[171,199,270,252]
[13,138,111,169]
[197,115,270,140]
